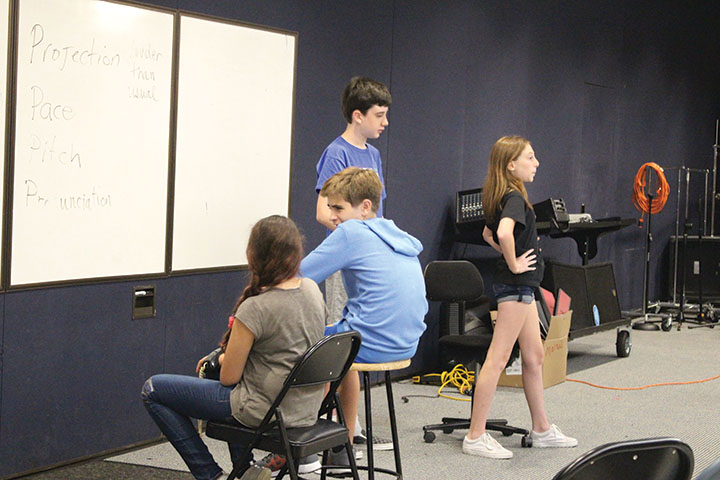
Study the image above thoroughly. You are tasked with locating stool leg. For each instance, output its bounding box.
[385,371,402,476]
[362,371,375,480]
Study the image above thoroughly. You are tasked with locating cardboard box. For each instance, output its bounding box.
[494,310,572,389]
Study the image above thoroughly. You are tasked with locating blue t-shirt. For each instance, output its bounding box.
[300,218,428,362]
[315,136,386,218]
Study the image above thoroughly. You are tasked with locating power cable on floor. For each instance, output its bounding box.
[565,372,720,390]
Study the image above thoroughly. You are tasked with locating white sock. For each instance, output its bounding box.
[355,417,362,434]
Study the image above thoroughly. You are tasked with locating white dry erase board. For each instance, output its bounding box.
[10,0,173,286]
[172,14,295,271]
[0,0,9,286]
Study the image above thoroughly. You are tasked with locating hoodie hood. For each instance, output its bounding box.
[363,218,423,256]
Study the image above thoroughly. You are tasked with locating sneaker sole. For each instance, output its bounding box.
[531,442,578,448]
[462,445,513,459]
[298,460,322,474]
[354,437,394,451]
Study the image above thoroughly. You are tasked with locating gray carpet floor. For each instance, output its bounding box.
[16,322,720,479]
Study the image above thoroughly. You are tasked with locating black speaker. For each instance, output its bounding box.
[668,236,720,302]
[541,261,622,331]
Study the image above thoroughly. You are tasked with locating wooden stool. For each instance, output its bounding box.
[350,359,410,479]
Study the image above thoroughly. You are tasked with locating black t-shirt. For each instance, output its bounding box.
[487,190,544,287]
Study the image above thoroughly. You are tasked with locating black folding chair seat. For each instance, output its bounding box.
[206,417,351,461]
[206,331,362,480]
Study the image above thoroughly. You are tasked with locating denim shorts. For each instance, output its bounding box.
[493,283,534,304]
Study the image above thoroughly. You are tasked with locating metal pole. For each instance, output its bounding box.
[641,166,653,316]
[704,169,709,236]
[711,119,718,236]
[672,167,683,304]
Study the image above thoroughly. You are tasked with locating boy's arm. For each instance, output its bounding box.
[301,228,349,282]
[315,194,336,231]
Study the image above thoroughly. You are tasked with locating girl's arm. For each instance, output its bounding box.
[496,217,536,274]
[219,318,254,386]
[482,226,502,253]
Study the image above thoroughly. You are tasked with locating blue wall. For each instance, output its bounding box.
[2,0,720,476]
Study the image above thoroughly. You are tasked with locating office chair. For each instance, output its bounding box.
[206,331,362,480]
[421,260,530,446]
[552,437,694,480]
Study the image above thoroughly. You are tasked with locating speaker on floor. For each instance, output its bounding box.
[541,261,622,331]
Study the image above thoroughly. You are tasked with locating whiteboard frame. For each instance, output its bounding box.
[0,1,297,290]
[1,0,14,289]
[168,10,297,275]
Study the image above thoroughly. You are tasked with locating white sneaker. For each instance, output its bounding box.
[462,433,513,459]
[530,424,578,448]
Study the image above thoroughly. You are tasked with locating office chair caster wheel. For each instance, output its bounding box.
[521,435,532,448]
[616,330,631,357]
[442,427,454,434]
[661,317,672,331]
[423,431,436,443]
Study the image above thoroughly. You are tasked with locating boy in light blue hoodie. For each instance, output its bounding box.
[301,167,428,456]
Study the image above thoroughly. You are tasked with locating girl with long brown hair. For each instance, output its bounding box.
[142,215,326,480]
[464,137,577,459]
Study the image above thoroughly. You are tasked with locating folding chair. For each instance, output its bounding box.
[552,437,694,480]
[206,331,362,480]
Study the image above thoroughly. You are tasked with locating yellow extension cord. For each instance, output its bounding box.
[413,364,475,402]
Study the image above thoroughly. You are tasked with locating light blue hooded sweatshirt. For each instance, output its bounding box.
[301,218,428,362]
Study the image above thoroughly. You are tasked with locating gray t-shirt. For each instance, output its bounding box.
[230,278,327,428]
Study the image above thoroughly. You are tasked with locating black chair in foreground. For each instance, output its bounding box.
[696,456,720,480]
[552,437,694,480]
[206,331,362,480]
[421,260,530,446]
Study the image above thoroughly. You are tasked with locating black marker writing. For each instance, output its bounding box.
[30,85,74,122]
[24,179,49,207]
[30,134,82,168]
[30,24,121,71]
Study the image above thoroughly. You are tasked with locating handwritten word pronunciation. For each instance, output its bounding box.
[24,179,112,211]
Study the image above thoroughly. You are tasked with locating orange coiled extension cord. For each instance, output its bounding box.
[632,162,670,226]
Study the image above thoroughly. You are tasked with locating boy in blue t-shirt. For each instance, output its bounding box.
[314,78,394,453]
[302,167,428,463]
[315,77,391,325]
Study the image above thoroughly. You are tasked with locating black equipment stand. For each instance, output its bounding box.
[632,167,673,331]
[676,193,719,329]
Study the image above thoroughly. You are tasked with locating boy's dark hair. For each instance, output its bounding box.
[341,76,392,124]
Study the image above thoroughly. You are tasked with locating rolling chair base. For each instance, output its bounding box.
[422,418,531,447]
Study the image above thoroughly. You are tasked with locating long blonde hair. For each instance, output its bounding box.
[481,136,532,223]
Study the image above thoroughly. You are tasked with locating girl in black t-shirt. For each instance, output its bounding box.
[462,136,577,459]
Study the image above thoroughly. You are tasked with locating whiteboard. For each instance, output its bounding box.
[11,0,173,285]
[172,15,296,271]
[0,0,8,285]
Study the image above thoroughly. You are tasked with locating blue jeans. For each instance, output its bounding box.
[141,374,252,480]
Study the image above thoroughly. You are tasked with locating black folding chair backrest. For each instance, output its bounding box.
[255,331,361,428]
[424,260,485,303]
[696,456,720,480]
[552,437,694,480]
